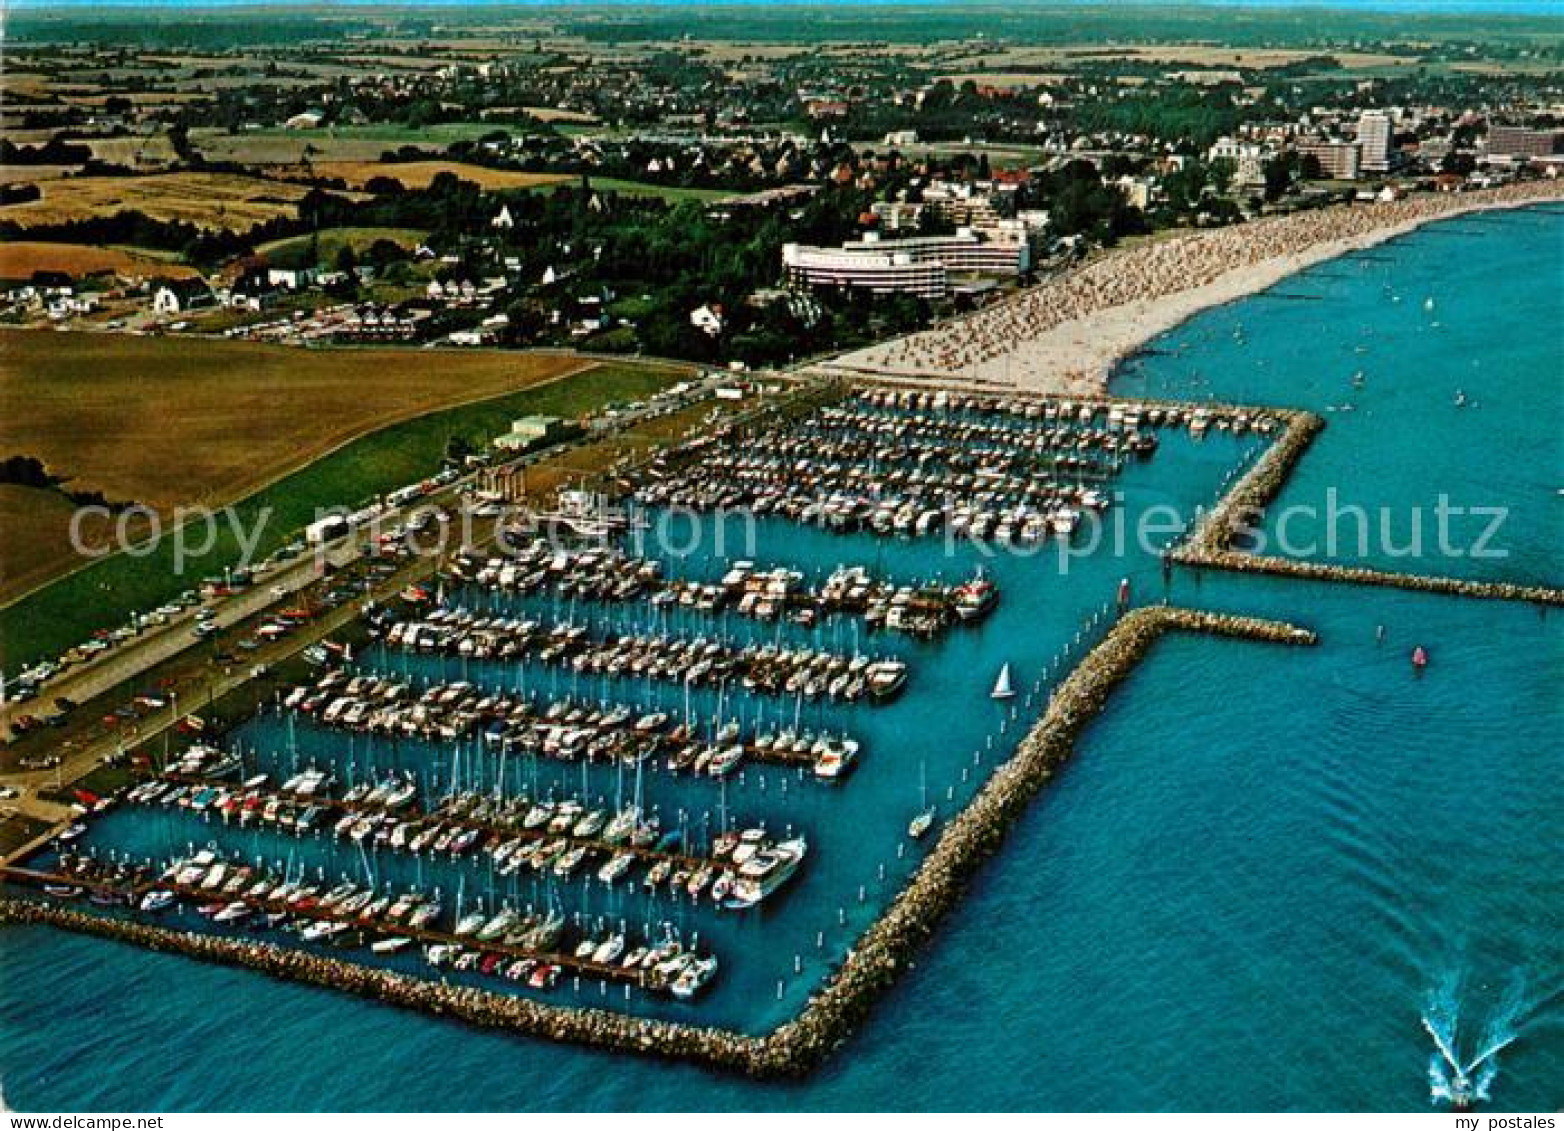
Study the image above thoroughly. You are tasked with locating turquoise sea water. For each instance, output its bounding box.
[1114,203,1564,586]
[2,208,1560,1111]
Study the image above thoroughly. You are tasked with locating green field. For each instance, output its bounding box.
[255,226,427,270]
[583,177,736,205]
[190,122,515,165]
[0,361,680,673]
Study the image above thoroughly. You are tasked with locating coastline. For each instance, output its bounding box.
[824,181,1564,395]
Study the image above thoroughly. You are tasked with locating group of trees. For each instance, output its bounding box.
[0,136,96,165]
[0,455,132,513]
[1072,84,1254,150]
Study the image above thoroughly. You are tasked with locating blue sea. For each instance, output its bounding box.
[2,207,1560,1112]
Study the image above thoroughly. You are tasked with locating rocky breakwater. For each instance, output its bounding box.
[754,605,1316,1076]
[0,899,765,1073]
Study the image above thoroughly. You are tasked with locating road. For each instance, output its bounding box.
[0,370,771,843]
[0,364,741,743]
[0,539,361,739]
[0,539,424,844]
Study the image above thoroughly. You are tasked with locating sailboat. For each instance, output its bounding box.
[908,761,936,840]
[991,662,1015,700]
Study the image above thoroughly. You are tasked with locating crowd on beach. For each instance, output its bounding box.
[837,180,1564,392]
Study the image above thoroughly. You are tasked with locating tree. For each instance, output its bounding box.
[1262,153,1299,202]
[364,238,410,270]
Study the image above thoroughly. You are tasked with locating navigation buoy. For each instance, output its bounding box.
[1412,645,1429,671]
[1117,577,1131,608]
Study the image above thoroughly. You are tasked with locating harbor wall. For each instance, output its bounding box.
[754,605,1316,1075]
[0,899,764,1073]
[1175,408,1564,607]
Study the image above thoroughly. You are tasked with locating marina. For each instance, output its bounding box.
[2,204,1561,1108]
[1,603,1321,1075]
[280,668,866,778]
[376,603,911,706]
[451,534,1000,639]
[630,387,1280,544]
[3,377,1267,1046]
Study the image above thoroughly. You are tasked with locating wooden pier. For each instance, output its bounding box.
[1,860,662,990]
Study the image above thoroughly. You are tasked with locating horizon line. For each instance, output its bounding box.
[9,0,1563,13]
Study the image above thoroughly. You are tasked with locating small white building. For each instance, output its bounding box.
[152,278,216,315]
[689,303,725,337]
[267,266,320,290]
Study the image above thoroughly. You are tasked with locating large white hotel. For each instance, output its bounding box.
[781,223,1034,300]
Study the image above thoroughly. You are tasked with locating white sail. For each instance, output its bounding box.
[991,663,1015,699]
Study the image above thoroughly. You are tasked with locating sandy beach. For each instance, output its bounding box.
[825,179,1564,394]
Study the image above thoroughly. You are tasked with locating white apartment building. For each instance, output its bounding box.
[782,226,1032,300]
[1357,111,1393,173]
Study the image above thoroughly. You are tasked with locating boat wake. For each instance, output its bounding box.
[1421,968,1531,1109]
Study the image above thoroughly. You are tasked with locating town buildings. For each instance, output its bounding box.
[1298,138,1363,181]
[1486,124,1564,161]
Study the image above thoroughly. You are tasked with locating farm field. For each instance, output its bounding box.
[0,330,598,518]
[304,160,569,192]
[189,122,508,166]
[0,164,76,184]
[0,485,115,602]
[0,241,200,281]
[937,43,1419,72]
[585,177,737,204]
[0,342,688,663]
[85,134,181,169]
[270,160,735,204]
[520,106,599,124]
[0,172,341,231]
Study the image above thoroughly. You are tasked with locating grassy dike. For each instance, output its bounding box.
[0,362,677,673]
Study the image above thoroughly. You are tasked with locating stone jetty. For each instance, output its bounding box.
[755,605,1315,1075]
[1177,408,1564,607]
[0,898,765,1072]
